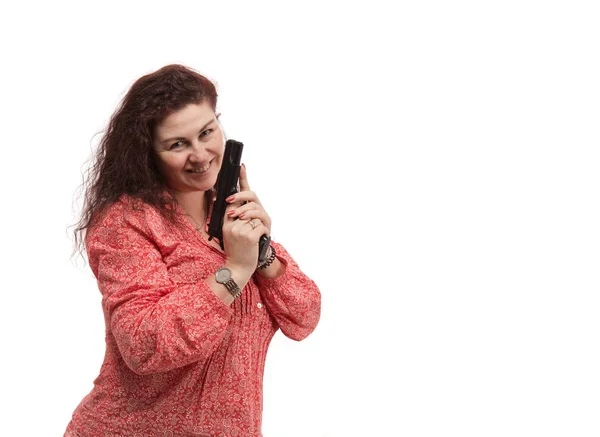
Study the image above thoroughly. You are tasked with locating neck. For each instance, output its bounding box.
[173,190,208,223]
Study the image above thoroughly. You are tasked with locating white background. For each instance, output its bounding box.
[1,1,599,436]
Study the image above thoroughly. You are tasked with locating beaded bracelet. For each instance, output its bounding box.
[258,245,277,270]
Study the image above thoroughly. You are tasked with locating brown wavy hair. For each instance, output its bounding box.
[72,64,218,256]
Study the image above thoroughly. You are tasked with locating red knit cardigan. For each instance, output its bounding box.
[65,196,321,437]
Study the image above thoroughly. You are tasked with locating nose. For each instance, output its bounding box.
[188,140,210,163]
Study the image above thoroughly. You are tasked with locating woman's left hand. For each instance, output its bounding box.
[225,164,272,235]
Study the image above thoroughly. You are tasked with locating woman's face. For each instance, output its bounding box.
[153,101,224,194]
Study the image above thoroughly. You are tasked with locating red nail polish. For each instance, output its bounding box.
[227,210,235,216]
[226,195,235,202]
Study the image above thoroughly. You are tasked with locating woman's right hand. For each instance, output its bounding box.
[221,200,270,280]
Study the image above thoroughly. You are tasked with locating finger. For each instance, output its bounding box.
[243,218,262,231]
[238,210,271,228]
[226,202,252,220]
[249,223,271,240]
[224,204,238,220]
[239,163,250,191]
[225,196,247,213]
[234,219,267,238]
[246,218,271,238]
[224,202,247,226]
[231,201,260,217]
[228,217,261,236]
[247,218,262,228]
[226,191,261,208]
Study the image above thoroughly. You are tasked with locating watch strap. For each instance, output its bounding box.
[223,278,242,299]
[215,267,242,299]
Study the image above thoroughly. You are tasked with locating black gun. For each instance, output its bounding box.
[208,139,271,264]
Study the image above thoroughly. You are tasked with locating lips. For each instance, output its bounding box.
[186,161,211,174]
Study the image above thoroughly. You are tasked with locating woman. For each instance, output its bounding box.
[65,64,321,437]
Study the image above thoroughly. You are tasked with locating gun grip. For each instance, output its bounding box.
[258,235,271,263]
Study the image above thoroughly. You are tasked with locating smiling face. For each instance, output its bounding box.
[153,101,224,194]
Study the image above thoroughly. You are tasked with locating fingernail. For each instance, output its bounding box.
[239,213,246,219]
[227,210,235,216]
[226,195,235,202]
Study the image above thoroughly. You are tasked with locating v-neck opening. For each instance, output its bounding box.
[174,193,225,258]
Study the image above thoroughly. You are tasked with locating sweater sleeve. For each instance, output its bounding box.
[253,241,321,341]
[87,200,233,375]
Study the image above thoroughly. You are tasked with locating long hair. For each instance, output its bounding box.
[72,64,218,256]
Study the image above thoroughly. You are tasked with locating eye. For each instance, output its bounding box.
[200,129,213,138]
[169,141,184,150]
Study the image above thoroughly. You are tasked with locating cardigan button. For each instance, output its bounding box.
[257,303,263,309]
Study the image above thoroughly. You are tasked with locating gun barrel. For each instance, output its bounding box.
[207,139,269,260]
[207,139,244,246]
[225,139,244,166]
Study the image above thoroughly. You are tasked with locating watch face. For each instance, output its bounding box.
[215,267,231,283]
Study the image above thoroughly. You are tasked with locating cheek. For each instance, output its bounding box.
[155,156,182,179]
[216,142,226,160]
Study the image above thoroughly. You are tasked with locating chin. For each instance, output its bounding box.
[205,169,219,189]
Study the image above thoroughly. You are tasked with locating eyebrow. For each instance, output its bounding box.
[160,119,216,145]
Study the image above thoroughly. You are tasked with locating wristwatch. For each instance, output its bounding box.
[215,267,242,299]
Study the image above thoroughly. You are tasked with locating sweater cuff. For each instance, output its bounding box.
[254,242,297,289]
